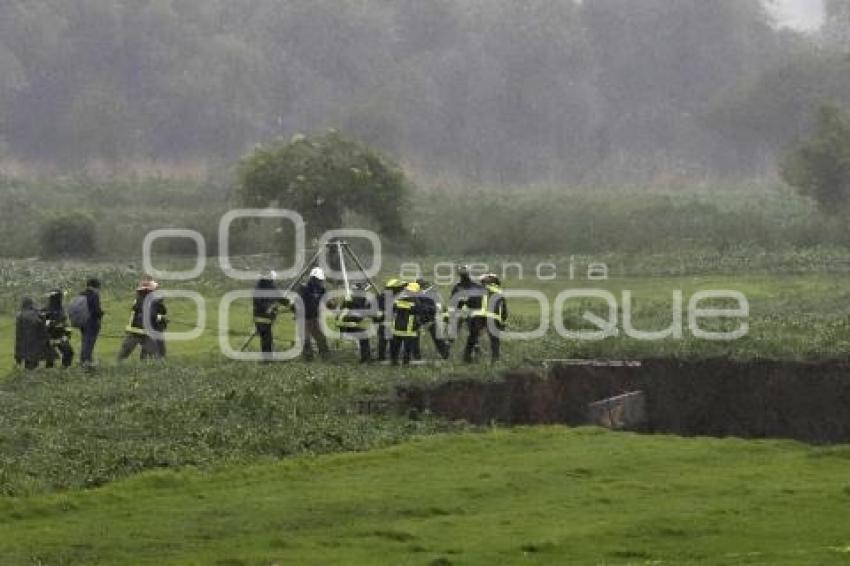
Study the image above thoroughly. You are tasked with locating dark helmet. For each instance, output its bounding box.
[21,297,34,309]
[47,289,64,310]
[86,277,101,289]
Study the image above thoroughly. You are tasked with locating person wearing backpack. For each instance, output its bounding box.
[70,278,104,368]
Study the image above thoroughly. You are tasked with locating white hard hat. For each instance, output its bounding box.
[309,267,326,281]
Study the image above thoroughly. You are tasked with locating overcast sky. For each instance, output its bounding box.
[771,0,824,30]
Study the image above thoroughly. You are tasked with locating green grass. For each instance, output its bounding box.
[2,427,850,565]
[1,250,849,563]
[1,255,849,498]
[0,361,470,497]
[2,255,850,378]
[2,179,850,563]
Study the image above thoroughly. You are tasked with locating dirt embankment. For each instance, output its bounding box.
[400,360,850,443]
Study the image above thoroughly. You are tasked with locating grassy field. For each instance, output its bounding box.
[1,254,849,496]
[1,180,850,564]
[2,254,849,378]
[3,427,850,564]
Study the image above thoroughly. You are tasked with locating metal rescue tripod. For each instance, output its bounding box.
[239,240,379,352]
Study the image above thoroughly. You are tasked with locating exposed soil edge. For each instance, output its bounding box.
[399,360,850,444]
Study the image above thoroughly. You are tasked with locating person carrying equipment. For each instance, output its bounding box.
[413,278,450,360]
[15,297,48,370]
[336,281,373,363]
[253,271,286,360]
[465,273,508,363]
[297,267,330,361]
[391,281,434,365]
[42,289,74,368]
[118,277,168,361]
[375,278,407,362]
[69,277,104,368]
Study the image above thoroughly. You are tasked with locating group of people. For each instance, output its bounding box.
[254,264,507,365]
[14,278,103,370]
[14,264,507,369]
[14,275,167,370]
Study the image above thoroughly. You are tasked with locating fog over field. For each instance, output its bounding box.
[0,0,847,185]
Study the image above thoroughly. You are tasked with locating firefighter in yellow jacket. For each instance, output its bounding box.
[465,273,507,363]
[391,281,433,365]
[376,278,407,362]
[336,281,372,363]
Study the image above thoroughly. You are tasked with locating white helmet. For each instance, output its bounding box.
[309,267,326,281]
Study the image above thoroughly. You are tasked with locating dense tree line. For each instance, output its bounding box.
[0,0,846,184]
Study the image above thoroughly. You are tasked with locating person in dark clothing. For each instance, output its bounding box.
[336,282,373,363]
[391,282,434,365]
[412,278,451,361]
[253,271,286,361]
[118,278,168,361]
[449,265,485,361]
[297,267,330,361]
[375,278,407,362]
[15,297,48,370]
[42,289,74,368]
[465,273,508,363]
[80,278,104,368]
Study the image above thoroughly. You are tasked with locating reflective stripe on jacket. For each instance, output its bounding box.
[473,285,507,323]
[393,298,418,337]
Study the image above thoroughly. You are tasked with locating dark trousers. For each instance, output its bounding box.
[391,335,418,365]
[340,328,371,362]
[377,324,391,361]
[357,339,371,362]
[150,338,166,359]
[256,323,273,360]
[46,340,74,368]
[80,323,100,365]
[24,360,39,370]
[302,318,329,361]
[464,317,502,362]
[413,323,450,360]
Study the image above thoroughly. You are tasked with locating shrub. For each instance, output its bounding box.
[39,212,97,257]
[238,130,410,241]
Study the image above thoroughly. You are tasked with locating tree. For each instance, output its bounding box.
[782,104,850,212]
[238,131,410,240]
